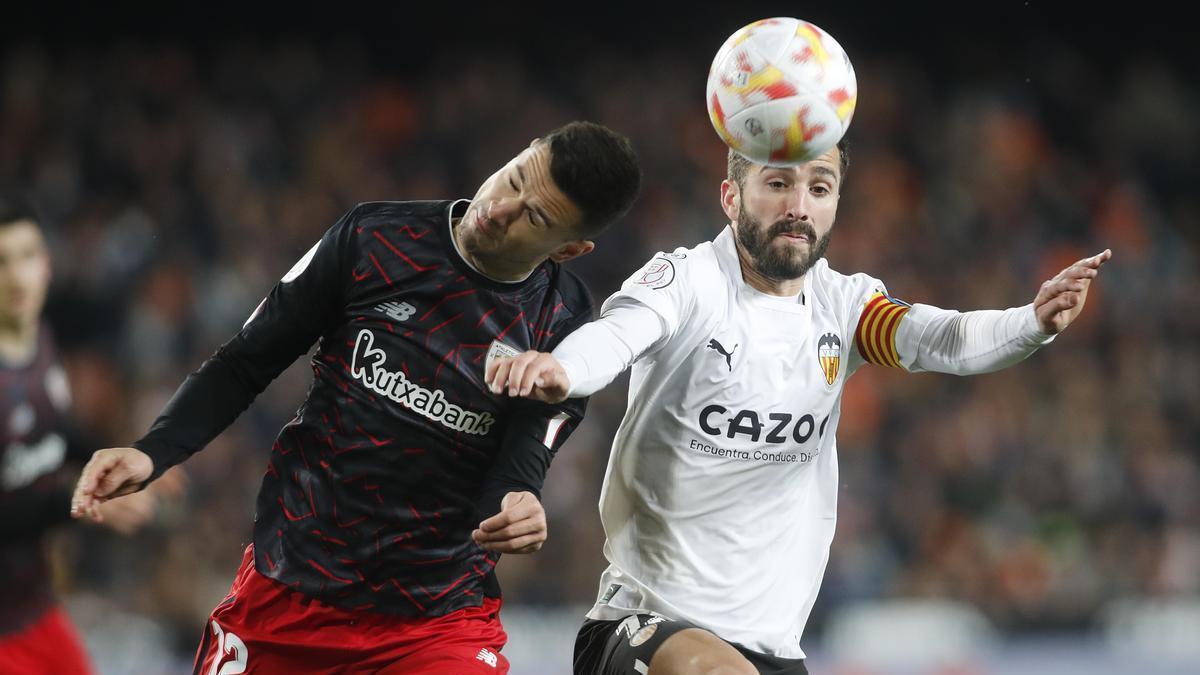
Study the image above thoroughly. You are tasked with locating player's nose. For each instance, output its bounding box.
[783,189,811,222]
[487,198,524,229]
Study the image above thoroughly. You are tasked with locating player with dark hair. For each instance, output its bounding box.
[70,121,641,674]
[0,194,176,675]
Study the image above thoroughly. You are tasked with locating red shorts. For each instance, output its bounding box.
[0,605,94,675]
[194,546,510,675]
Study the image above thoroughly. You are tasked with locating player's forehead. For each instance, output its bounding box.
[0,219,46,250]
[752,147,841,182]
[512,142,582,230]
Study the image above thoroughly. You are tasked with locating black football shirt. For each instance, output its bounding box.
[134,200,592,616]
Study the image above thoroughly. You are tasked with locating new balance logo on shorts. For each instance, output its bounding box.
[475,648,498,668]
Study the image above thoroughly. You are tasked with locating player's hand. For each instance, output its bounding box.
[471,491,547,554]
[91,466,186,535]
[1033,249,1112,334]
[486,351,570,404]
[94,491,156,536]
[70,447,154,524]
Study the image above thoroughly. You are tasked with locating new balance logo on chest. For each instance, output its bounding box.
[375,300,417,322]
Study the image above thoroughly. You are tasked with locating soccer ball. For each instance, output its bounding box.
[706,17,857,166]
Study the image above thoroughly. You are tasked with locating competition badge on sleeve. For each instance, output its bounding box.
[633,257,676,290]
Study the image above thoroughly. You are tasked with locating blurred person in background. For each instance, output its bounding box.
[488,144,1112,675]
[0,193,180,675]
[70,121,641,674]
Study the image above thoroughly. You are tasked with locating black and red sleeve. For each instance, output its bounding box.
[132,205,359,482]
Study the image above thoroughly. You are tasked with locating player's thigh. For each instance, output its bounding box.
[377,643,509,675]
[574,615,755,675]
[648,628,756,675]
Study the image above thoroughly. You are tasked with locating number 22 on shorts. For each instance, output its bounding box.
[207,620,249,675]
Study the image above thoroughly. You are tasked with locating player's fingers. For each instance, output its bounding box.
[72,456,105,504]
[473,521,540,545]
[484,356,502,386]
[492,533,546,554]
[1058,264,1098,281]
[72,470,111,518]
[478,509,514,533]
[489,358,513,394]
[475,532,545,553]
[1081,249,1113,268]
[74,476,95,514]
[531,369,569,403]
[84,501,105,524]
[506,354,534,397]
[1046,293,1078,314]
[1048,277,1087,296]
[527,358,561,396]
[92,462,135,500]
[519,358,550,396]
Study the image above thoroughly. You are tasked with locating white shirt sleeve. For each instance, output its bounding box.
[897,302,1055,375]
[553,297,669,398]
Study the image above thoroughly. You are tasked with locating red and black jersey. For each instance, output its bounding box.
[134,200,592,617]
[0,326,83,634]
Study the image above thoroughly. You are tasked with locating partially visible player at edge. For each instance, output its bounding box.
[0,194,178,675]
[70,121,641,674]
[488,141,1111,675]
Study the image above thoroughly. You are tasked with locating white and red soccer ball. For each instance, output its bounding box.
[706,17,857,165]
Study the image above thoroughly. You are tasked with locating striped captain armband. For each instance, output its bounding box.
[854,291,912,368]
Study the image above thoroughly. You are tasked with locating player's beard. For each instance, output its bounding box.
[736,212,831,281]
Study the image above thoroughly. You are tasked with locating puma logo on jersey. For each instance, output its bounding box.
[706,338,737,371]
[375,300,417,323]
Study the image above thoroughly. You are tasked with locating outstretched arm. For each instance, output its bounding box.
[487,297,667,402]
[70,208,357,521]
[887,250,1112,375]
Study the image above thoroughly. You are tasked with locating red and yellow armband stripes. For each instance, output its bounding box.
[854,291,912,368]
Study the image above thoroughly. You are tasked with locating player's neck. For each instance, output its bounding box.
[464,252,536,283]
[0,319,39,365]
[449,219,536,283]
[735,247,805,297]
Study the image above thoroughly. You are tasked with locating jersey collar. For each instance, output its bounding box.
[714,226,813,315]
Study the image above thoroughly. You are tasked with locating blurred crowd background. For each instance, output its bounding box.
[3,3,1197,673]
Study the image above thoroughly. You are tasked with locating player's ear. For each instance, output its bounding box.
[721,180,740,222]
[529,138,541,148]
[549,239,594,263]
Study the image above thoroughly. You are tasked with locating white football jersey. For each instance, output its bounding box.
[585,226,914,658]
